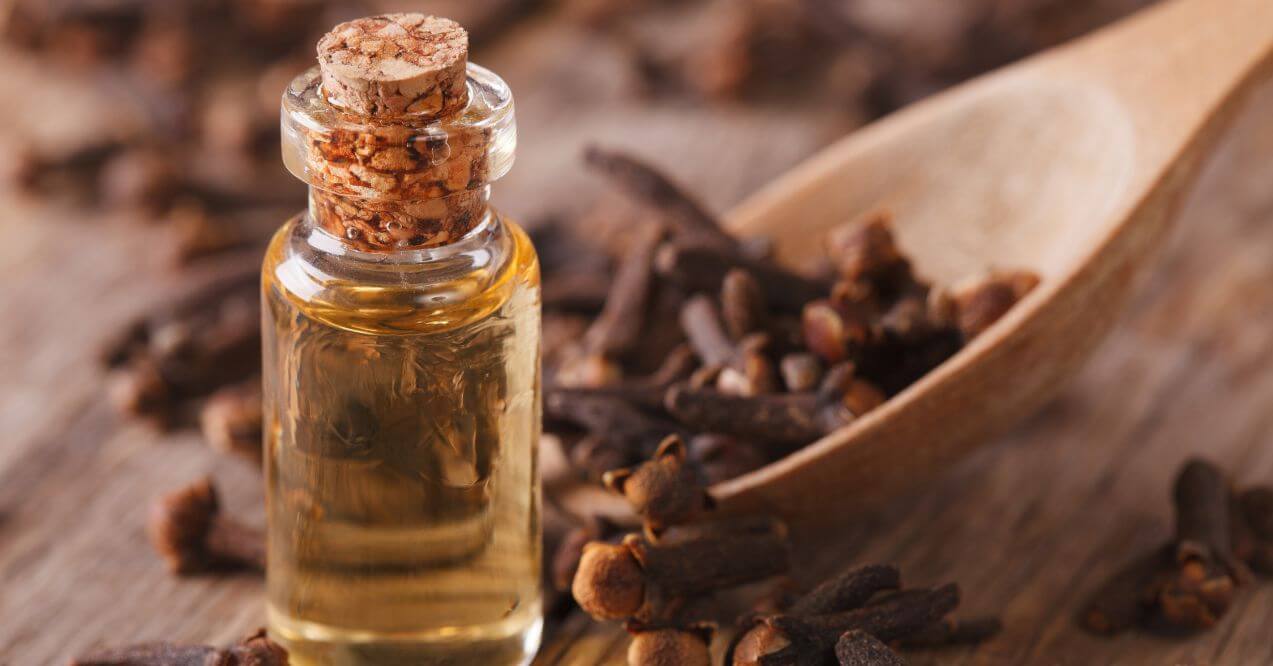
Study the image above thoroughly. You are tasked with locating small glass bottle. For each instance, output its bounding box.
[262,14,541,665]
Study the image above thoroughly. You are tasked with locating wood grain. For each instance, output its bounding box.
[1,9,1272,666]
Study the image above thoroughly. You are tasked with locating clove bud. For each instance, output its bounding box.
[604,435,715,538]
[573,518,790,622]
[824,210,906,284]
[148,477,264,575]
[627,624,714,666]
[720,268,769,340]
[732,585,959,665]
[947,269,1040,339]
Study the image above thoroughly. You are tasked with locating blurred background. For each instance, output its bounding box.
[0,0,1161,436]
[6,0,1273,663]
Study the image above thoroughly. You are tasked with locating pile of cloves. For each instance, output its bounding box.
[543,146,1039,484]
[729,565,1000,666]
[562,438,998,665]
[1081,458,1273,636]
[569,437,789,610]
[566,437,790,665]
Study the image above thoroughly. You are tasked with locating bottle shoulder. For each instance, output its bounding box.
[263,211,539,336]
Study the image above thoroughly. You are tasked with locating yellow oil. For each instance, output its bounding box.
[261,213,542,665]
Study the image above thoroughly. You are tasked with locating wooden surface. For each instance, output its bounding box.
[2,9,1273,666]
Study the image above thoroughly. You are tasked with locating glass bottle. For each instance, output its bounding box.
[262,14,541,665]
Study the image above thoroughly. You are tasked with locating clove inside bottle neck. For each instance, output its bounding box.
[280,64,516,255]
[307,186,491,253]
[272,61,522,335]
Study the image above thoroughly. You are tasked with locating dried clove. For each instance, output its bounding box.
[1156,559,1235,631]
[947,270,1041,340]
[665,385,824,446]
[1154,458,1244,630]
[835,629,904,666]
[1172,459,1251,583]
[788,564,902,616]
[723,560,992,665]
[732,584,960,665]
[71,628,287,666]
[584,222,666,357]
[656,239,828,312]
[1080,459,1269,637]
[627,623,714,666]
[585,146,736,250]
[148,477,264,575]
[825,210,907,285]
[672,295,774,396]
[721,268,769,340]
[604,435,715,537]
[572,518,790,622]
[546,387,686,475]
[552,343,697,412]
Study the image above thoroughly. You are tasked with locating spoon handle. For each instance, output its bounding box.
[1049,0,1273,176]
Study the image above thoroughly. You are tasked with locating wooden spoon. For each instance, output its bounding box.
[711,0,1273,524]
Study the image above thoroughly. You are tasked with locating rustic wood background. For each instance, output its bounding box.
[2,9,1272,666]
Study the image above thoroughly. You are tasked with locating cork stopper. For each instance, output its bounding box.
[317,13,470,119]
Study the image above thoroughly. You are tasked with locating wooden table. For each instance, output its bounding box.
[3,12,1273,665]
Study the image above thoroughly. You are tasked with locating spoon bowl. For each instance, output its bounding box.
[711,0,1273,523]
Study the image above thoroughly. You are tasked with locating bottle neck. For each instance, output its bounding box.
[291,200,507,278]
[281,63,517,253]
[307,186,492,253]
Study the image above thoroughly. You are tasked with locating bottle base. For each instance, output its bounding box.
[269,605,542,666]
